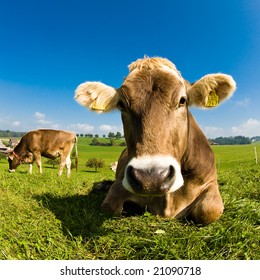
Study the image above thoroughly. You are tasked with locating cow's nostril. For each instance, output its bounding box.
[127,165,144,192]
[168,165,175,179]
[130,166,148,183]
[159,165,175,181]
[160,165,175,191]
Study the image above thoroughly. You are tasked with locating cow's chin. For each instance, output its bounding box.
[122,155,184,196]
[8,169,16,173]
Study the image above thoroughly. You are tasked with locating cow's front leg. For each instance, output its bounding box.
[189,183,224,225]
[102,181,133,215]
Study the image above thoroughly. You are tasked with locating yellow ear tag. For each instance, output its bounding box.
[91,99,106,111]
[205,90,219,107]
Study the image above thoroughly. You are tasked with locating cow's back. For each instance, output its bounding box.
[15,130,76,154]
[38,129,75,148]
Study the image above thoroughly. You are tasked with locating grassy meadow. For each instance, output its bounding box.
[0,138,259,260]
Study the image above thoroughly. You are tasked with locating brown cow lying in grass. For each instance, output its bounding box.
[75,56,236,225]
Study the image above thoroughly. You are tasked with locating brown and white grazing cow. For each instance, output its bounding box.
[75,57,236,225]
[8,129,78,176]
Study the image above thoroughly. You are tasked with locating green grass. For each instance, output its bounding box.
[74,137,124,169]
[0,140,259,260]
[212,144,259,170]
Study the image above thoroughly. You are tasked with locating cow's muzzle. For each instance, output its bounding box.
[127,165,175,195]
[122,155,184,195]
[8,169,16,173]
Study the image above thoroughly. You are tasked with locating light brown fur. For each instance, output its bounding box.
[129,57,181,77]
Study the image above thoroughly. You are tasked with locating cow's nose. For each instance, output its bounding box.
[126,165,175,195]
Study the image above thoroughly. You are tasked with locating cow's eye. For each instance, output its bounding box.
[179,96,187,107]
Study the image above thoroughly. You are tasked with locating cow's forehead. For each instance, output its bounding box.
[127,57,184,85]
[128,57,178,73]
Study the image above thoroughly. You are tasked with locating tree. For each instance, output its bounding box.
[86,157,105,172]
[45,158,60,168]
[45,158,76,169]
[84,134,93,138]
[115,132,122,139]
[108,132,115,139]
[110,138,115,146]
[0,130,26,137]
[90,138,100,146]
[212,136,251,145]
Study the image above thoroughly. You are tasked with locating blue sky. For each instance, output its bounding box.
[0,0,259,138]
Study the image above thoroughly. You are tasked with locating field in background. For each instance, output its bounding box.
[212,144,259,170]
[76,137,125,171]
[0,139,259,260]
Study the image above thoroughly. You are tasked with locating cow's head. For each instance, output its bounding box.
[75,57,236,196]
[8,151,21,172]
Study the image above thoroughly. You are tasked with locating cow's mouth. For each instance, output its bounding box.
[8,169,16,173]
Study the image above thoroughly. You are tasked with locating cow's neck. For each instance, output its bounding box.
[182,112,217,181]
[13,142,26,158]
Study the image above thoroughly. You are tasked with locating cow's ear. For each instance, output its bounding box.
[75,82,119,112]
[186,74,236,108]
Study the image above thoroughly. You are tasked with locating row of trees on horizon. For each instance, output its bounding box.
[0,130,123,139]
[0,130,259,145]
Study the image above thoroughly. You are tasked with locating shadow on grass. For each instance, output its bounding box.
[34,184,112,240]
[34,180,146,240]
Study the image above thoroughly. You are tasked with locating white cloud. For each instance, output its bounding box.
[234,98,251,108]
[99,124,118,132]
[33,111,59,128]
[69,123,94,133]
[34,112,45,119]
[12,121,20,127]
[34,112,50,124]
[231,118,260,137]
[0,116,21,129]
[36,119,52,125]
